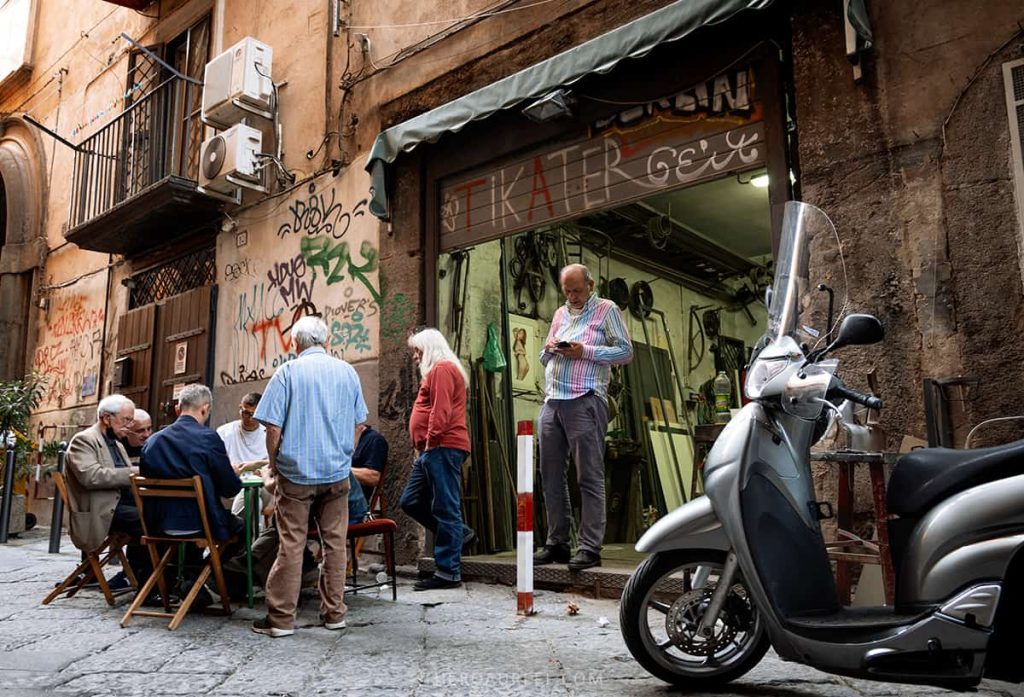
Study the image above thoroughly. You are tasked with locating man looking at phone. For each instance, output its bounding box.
[535,263,633,571]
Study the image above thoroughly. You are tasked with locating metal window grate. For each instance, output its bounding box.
[129,246,215,308]
[1014,64,1024,102]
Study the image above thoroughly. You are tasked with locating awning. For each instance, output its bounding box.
[365,0,775,219]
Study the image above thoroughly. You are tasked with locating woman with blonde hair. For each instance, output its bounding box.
[400,328,474,591]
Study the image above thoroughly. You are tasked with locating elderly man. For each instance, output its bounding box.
[252,315,368,637]
[64,394,141,591]
[120,408,152,461]
[535,263,633,571]
[141,384,243,603]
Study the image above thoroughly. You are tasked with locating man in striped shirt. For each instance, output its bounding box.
[534,263,633,571]
[251,316,368,637]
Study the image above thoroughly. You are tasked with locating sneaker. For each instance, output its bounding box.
[462,527,477,550]
[533,544,571,565]
[322,618,347,630]
[177,579,214,609]
[413,575,462,591]
[105,571,134,594]
[252,617,295,638]
[568,549,601,571]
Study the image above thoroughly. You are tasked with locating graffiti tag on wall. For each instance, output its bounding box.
[32,287,106,409]
[217,175,396,386]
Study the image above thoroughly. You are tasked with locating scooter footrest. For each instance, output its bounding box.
[786,606,928,630]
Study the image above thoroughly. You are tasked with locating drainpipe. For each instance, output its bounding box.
[97,254,114,397]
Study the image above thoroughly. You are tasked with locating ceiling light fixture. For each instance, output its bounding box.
[522,89,575,123]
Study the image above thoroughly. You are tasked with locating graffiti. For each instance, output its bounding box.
[33,291,106,408]
[219,364,268,386]
[49,297,105,338]
[266,253,315,308]
[299,237,380,303]
[322,297,377,323]
[380,293,413,342]
[380,362,416,423]
[329,312,372,354]
[275,181,369,239]
[224,258,256,281]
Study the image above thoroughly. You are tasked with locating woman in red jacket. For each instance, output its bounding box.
[400,328,474,590]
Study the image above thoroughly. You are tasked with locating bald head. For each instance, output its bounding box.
[559,264,594,309]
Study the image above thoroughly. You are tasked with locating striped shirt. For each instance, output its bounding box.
[540,294,633,402]
[254,346,368,485]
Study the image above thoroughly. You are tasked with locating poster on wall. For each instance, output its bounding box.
[508,315,542,394]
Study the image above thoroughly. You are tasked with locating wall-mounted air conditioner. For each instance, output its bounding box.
[202,37,273,128]
[198,123,262,196]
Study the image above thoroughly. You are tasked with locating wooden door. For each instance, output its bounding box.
[151,285,215,430]
[114,304,156,411]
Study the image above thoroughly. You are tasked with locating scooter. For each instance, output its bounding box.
[619,201,1024,690]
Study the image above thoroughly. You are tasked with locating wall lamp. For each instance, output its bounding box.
[522,89,575,123]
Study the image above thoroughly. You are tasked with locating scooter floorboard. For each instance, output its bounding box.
[786,606,929,630]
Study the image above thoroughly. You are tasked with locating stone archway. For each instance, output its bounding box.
[0,115,48,380]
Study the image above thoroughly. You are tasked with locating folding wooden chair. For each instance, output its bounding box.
[120,476,235,630]
[42,471,138,607]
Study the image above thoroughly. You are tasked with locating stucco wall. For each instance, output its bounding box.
[791,0,1024,447]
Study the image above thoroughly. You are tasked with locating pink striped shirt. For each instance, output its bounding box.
[540,295,633,402]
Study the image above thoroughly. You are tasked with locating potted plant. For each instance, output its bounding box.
[0,373,47,535]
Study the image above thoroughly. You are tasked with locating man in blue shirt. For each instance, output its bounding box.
[252,316,368,638]
[140,384,243,604]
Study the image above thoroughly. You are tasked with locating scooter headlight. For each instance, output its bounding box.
[744,358,789,399]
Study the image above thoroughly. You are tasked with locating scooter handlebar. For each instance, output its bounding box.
[829,379,883,411]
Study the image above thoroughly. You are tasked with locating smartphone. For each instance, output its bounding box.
[556,341,572,348]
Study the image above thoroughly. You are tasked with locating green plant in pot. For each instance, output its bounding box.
[0,373,47,495]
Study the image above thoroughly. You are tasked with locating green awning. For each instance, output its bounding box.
[365,0,774,220]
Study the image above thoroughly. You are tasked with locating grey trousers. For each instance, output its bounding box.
[538,393,608,554]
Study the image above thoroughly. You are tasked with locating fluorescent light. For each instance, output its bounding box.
[750,174,769,188]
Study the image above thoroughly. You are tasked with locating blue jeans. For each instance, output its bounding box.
[400,447,469,581]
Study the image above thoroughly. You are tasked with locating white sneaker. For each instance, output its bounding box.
[323,618,347,630]
[252,618,295,637]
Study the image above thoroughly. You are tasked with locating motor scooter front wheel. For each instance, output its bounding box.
[620,549,769,687]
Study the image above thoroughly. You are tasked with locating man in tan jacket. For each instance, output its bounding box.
[65,394,141,591]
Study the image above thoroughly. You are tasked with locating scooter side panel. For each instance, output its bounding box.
[634,495,729,553]
[901,474,1024,605]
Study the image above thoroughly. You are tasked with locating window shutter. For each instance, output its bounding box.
[1002,59,1024,282]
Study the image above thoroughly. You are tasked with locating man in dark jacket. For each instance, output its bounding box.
[141,383,242,601]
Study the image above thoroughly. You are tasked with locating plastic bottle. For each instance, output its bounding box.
[714,371,732,424]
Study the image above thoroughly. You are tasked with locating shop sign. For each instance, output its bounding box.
[440,119,765,251]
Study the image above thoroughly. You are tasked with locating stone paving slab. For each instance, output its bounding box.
[0,528,1022,697]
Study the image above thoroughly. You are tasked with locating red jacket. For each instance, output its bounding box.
[409,360,471,453]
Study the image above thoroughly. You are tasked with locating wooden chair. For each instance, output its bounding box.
[307,465,398,600]
[347,463,397,599]
[42,471,138,607]
[120,476,235,630]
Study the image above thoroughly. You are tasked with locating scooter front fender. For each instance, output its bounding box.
[635,495,729,554]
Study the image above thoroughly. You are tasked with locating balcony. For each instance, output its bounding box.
[65,72,223,257]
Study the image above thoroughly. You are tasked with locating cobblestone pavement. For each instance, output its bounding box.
[1,528,1021,697]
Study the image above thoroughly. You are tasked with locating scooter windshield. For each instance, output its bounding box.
[766,201,846,350]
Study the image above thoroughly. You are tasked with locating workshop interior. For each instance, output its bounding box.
[436,168,772,555]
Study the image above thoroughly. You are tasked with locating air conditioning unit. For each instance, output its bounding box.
[198,124,262,196]
[202,37,273,128]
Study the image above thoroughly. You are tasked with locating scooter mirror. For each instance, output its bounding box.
[830,314,884,351]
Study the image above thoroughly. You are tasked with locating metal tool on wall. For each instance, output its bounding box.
[629,280,687,504]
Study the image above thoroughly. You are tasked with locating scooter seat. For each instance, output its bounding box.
[887,439,1024,516]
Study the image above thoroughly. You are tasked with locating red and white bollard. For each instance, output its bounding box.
[516,420,534,615]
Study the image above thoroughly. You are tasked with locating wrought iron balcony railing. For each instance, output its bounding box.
[68,71,204,231]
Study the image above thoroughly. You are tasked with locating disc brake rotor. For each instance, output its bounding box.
[664,587,739,656]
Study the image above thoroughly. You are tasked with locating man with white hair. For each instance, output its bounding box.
[120,408,152,461]
[252,315,368,638]
[64,394,142,591]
